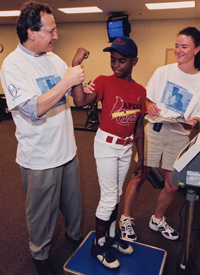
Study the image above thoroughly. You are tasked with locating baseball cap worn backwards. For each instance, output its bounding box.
[103,37,138,57]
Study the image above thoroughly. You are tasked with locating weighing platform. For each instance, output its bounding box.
[64,231,167,275]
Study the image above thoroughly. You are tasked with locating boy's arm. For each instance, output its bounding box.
[132,117,144,179]
[72,47,97,107]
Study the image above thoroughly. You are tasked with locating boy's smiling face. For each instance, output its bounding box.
[110,51,138,81]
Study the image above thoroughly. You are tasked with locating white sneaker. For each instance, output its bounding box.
[119,215,137,242]
[149,215,179,240]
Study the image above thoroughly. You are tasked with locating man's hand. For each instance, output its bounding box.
[72,47,90,67]
[66,65,85,87]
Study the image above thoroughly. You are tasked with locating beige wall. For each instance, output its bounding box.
[0,18,200,105]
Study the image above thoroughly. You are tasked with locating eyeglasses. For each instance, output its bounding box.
[39,28,57,36]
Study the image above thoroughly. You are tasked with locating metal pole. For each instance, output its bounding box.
[179,188,196,273]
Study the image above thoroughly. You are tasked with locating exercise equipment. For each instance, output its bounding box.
[172,133,200,274]
[0,94,12,121]
[74,104,100,132]
[147,168,165,189]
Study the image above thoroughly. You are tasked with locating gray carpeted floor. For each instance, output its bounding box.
[0,109,200,275]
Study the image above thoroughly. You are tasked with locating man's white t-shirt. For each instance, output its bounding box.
[0,46,77,169]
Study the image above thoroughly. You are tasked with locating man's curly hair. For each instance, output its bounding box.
[16,1,53,44]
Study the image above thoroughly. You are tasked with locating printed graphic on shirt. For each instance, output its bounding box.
[36,75,66,107]
[8,84,21,101]
[109,96,141,126]
[161,81,193,115]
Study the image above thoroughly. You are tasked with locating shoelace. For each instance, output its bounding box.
[158,217,174,233]
[123,218,135,235]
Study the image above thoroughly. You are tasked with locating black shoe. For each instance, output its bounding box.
[90,240,120,270]
[65,233,83,251]
[32,258,56,275]
[106,233,134,255]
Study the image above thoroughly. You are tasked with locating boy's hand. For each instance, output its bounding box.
[72,47,90,66]
[83,82,95,94]
[132,161,143,179]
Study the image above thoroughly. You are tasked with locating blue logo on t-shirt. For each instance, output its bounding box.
[161,81,193,115]
[36,75,66,107]
[8,84,21,100]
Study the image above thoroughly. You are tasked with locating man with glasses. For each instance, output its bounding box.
[0,1,89,274]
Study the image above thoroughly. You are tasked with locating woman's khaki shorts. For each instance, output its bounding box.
[144,122,189,171]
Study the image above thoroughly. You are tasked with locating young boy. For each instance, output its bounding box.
[72,37,146,270]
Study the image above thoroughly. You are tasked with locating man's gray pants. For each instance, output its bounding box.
[21,155,81,260]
